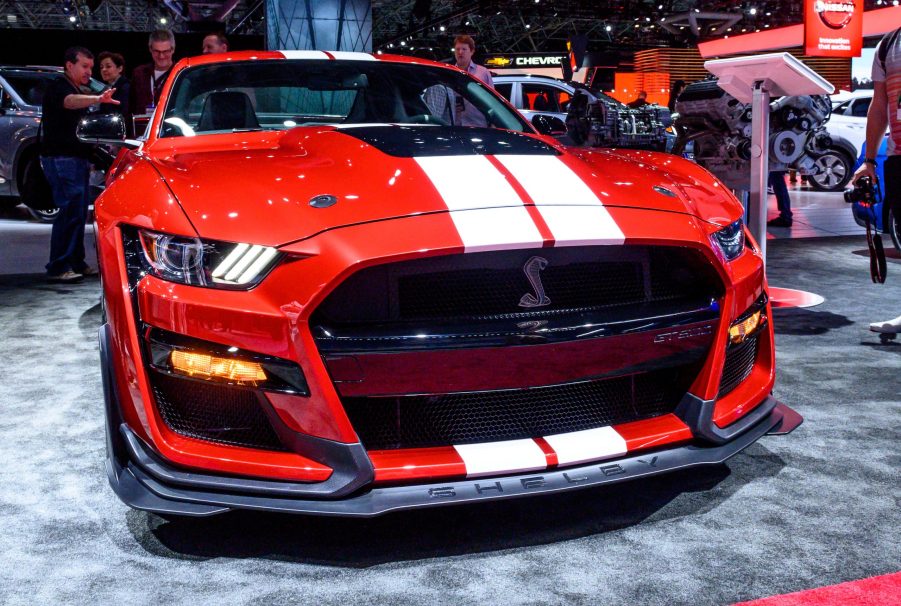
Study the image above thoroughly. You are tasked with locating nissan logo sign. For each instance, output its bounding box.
[814,0,856,30]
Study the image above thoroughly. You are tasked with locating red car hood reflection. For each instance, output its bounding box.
[148,126,736,247]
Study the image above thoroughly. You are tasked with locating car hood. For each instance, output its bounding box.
[149,125,738,247]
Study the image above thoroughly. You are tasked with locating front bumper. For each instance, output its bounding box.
[107,398,802,518]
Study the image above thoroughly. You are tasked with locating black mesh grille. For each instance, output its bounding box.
[398,261,644,319]
[312,246,722,326]
[150,371,287,452]
[344,365,697,450]
[718,334,759,398]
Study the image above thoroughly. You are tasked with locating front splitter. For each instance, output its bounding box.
[109,400,801,518]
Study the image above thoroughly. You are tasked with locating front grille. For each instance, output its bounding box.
[344,365,698,450]
[150,370,288,452]
[718,334,759,398]
[312,245,722,326]
[398,260,644,319]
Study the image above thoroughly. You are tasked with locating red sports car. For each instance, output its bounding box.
[82,51,801,517]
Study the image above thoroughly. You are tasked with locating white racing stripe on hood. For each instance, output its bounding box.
[415,155,543,252]
[495,154,625,246]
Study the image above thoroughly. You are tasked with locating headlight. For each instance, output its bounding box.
[127,227,281,289]
[711,219,745,262]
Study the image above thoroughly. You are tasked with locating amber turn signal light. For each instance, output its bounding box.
[729,310,765,345]
[170,350,267,383]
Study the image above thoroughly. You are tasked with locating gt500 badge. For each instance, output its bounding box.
[653,324,714,343]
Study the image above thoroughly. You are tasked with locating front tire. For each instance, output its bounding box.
[809,149,853,192]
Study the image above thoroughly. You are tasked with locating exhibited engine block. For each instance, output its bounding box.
[672,79,833,190]
[565,90,671,151]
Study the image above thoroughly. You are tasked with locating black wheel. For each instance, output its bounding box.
[889,207,900,256]
[19,155,59,222]
[809,149,853,192]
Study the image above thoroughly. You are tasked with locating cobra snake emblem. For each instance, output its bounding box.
[518,256,551,308]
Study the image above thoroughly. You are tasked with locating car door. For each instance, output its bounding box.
[517,82,572,134]
[0,81,15,195]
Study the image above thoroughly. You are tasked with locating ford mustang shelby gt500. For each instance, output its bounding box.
[82,51,802,517]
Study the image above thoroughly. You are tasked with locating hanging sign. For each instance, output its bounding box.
[484,54,564,69]
[804,0,864,57]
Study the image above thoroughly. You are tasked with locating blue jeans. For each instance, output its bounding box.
[768,171,792,220]
[41,156,91,275]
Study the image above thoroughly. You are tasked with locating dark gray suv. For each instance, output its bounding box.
[0,66,106,221]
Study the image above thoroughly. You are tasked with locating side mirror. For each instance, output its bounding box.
[531,114,566,136]
[77,113,139,148]
[531,114,554,135]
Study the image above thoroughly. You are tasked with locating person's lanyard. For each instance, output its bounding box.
[151,70,167,105]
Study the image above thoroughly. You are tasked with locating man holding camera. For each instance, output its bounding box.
[853,27,901,334]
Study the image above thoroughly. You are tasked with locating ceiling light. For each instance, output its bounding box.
[605,24,612,31]
[749,7,757,15]
[160,17,167,24]
[69,15,76,22]
[439,25,445,31]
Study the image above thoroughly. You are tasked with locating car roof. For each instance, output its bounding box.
[831,89,872,102]
[0,65,63,72]
[178,50,462,73]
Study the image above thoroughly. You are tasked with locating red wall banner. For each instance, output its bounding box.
[804,0,864,57]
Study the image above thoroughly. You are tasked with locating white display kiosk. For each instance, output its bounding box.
[704,53,834,262]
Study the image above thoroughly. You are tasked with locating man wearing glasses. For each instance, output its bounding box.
[130,29,176,115]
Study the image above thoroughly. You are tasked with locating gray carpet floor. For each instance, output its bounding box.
[0,236,898,606]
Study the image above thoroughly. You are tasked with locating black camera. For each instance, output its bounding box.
[844,176,878,205]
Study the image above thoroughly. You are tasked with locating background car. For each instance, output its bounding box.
[494,73,675,151]
[0,65,106,222]
[493,73,582,134]
[808,90,877,193]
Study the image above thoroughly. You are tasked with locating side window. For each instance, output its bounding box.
[833,99,852,115]
[494,82,513,102]
[0,87,11,109]
[3,74,48,106]
[850,98,871,117]
[522,84,567,113]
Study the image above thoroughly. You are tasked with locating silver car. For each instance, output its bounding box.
[0,66,106,221]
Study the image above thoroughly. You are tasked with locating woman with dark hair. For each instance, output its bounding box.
[98,51,130,124]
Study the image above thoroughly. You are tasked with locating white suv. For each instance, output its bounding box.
[493,74,601,134]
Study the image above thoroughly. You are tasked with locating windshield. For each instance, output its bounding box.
[160,60,530,137]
